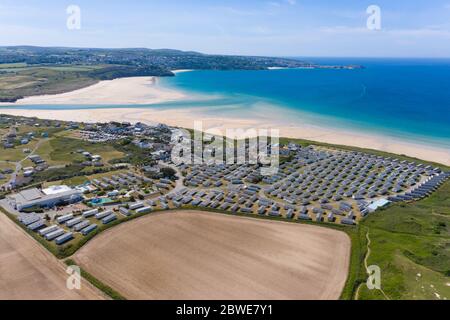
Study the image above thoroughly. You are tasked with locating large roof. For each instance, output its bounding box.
[16,188,41,202]
[11,187,82,210]
[42,185,72,195]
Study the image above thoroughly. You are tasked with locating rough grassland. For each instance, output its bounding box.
[358,180,450,300]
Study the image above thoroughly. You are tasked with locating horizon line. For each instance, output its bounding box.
[2,44,450,60]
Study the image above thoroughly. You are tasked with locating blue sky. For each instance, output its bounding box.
[1,0,450,57]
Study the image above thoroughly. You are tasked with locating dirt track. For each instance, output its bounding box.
[74,210,351,300]
[0,212,105,300]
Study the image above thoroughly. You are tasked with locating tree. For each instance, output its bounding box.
[161,167,177,179]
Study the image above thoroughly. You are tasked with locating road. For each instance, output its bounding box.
[160,161,185,196]
[1,138,48,190]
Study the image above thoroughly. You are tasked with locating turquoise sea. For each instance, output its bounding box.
[160,58,450,148]
[2,58,450,148]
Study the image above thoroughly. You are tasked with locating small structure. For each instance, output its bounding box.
[367,199,390,213]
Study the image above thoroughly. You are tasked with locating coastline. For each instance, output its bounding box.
[0,76,186,106]
[0,76,448,166]
[1,106,449,166]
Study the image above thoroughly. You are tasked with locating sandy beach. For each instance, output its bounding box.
[1,105,449,166]
[0,76,186,105]
[0,76,448,166]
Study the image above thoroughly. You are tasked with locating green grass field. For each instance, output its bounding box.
[357,180,450,300]
[0,140,40,162]
[0,62,27,69]
[27,136,125,167]
[0,66,98,101]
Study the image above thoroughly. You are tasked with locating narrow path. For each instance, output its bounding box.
[1,138,48,189]
[355,229,390,300]
[431,209,450,219]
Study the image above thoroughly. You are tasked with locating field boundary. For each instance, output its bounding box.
[64,259,126,300]
[0,204,363,300]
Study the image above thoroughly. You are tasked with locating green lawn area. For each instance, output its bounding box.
[0,66,98,101]
[85,169,129,181]
[43,175,90,188]
[0,162,14,181]
[46,137,125,164]
[0,139,40,162]
[0,62,27,69]
[15,125,63,137]
[0,125,65,163]
[358,180,450,300]
[30,136,125,167]
[43,65,101,72]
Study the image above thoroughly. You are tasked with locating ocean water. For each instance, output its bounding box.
[160,58,450,148]
[2,58,450,148]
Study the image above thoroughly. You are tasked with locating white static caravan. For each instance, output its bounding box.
[129,202,144,210]
[95,210,113,220]
[44,228,65,241]
[56,213,73,224]
[39,225,58,236]
[102,214,117,225]
[55,232,74,245]
[73,220,90,232]
[66,217,83,228]
[81,224,98,236]
[82,208,99,218]
[136,206,152,214]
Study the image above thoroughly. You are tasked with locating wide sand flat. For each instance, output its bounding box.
[74,210,351,300]
[1,75,447,166]
[0,211,105,300]
[1,106,448,166]
[0,76,185,105]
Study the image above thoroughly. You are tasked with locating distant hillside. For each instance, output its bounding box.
[0,46,310,72]
[0,46,362,102]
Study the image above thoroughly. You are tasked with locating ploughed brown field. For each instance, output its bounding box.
[0,212,105,300]
[74,210,351,300]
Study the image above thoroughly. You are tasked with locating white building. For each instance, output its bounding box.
[8,185,83,211]
[367,199,390,213]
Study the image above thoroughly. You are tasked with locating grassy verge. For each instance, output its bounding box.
[64,258,126,300]
[357,179,450,300]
